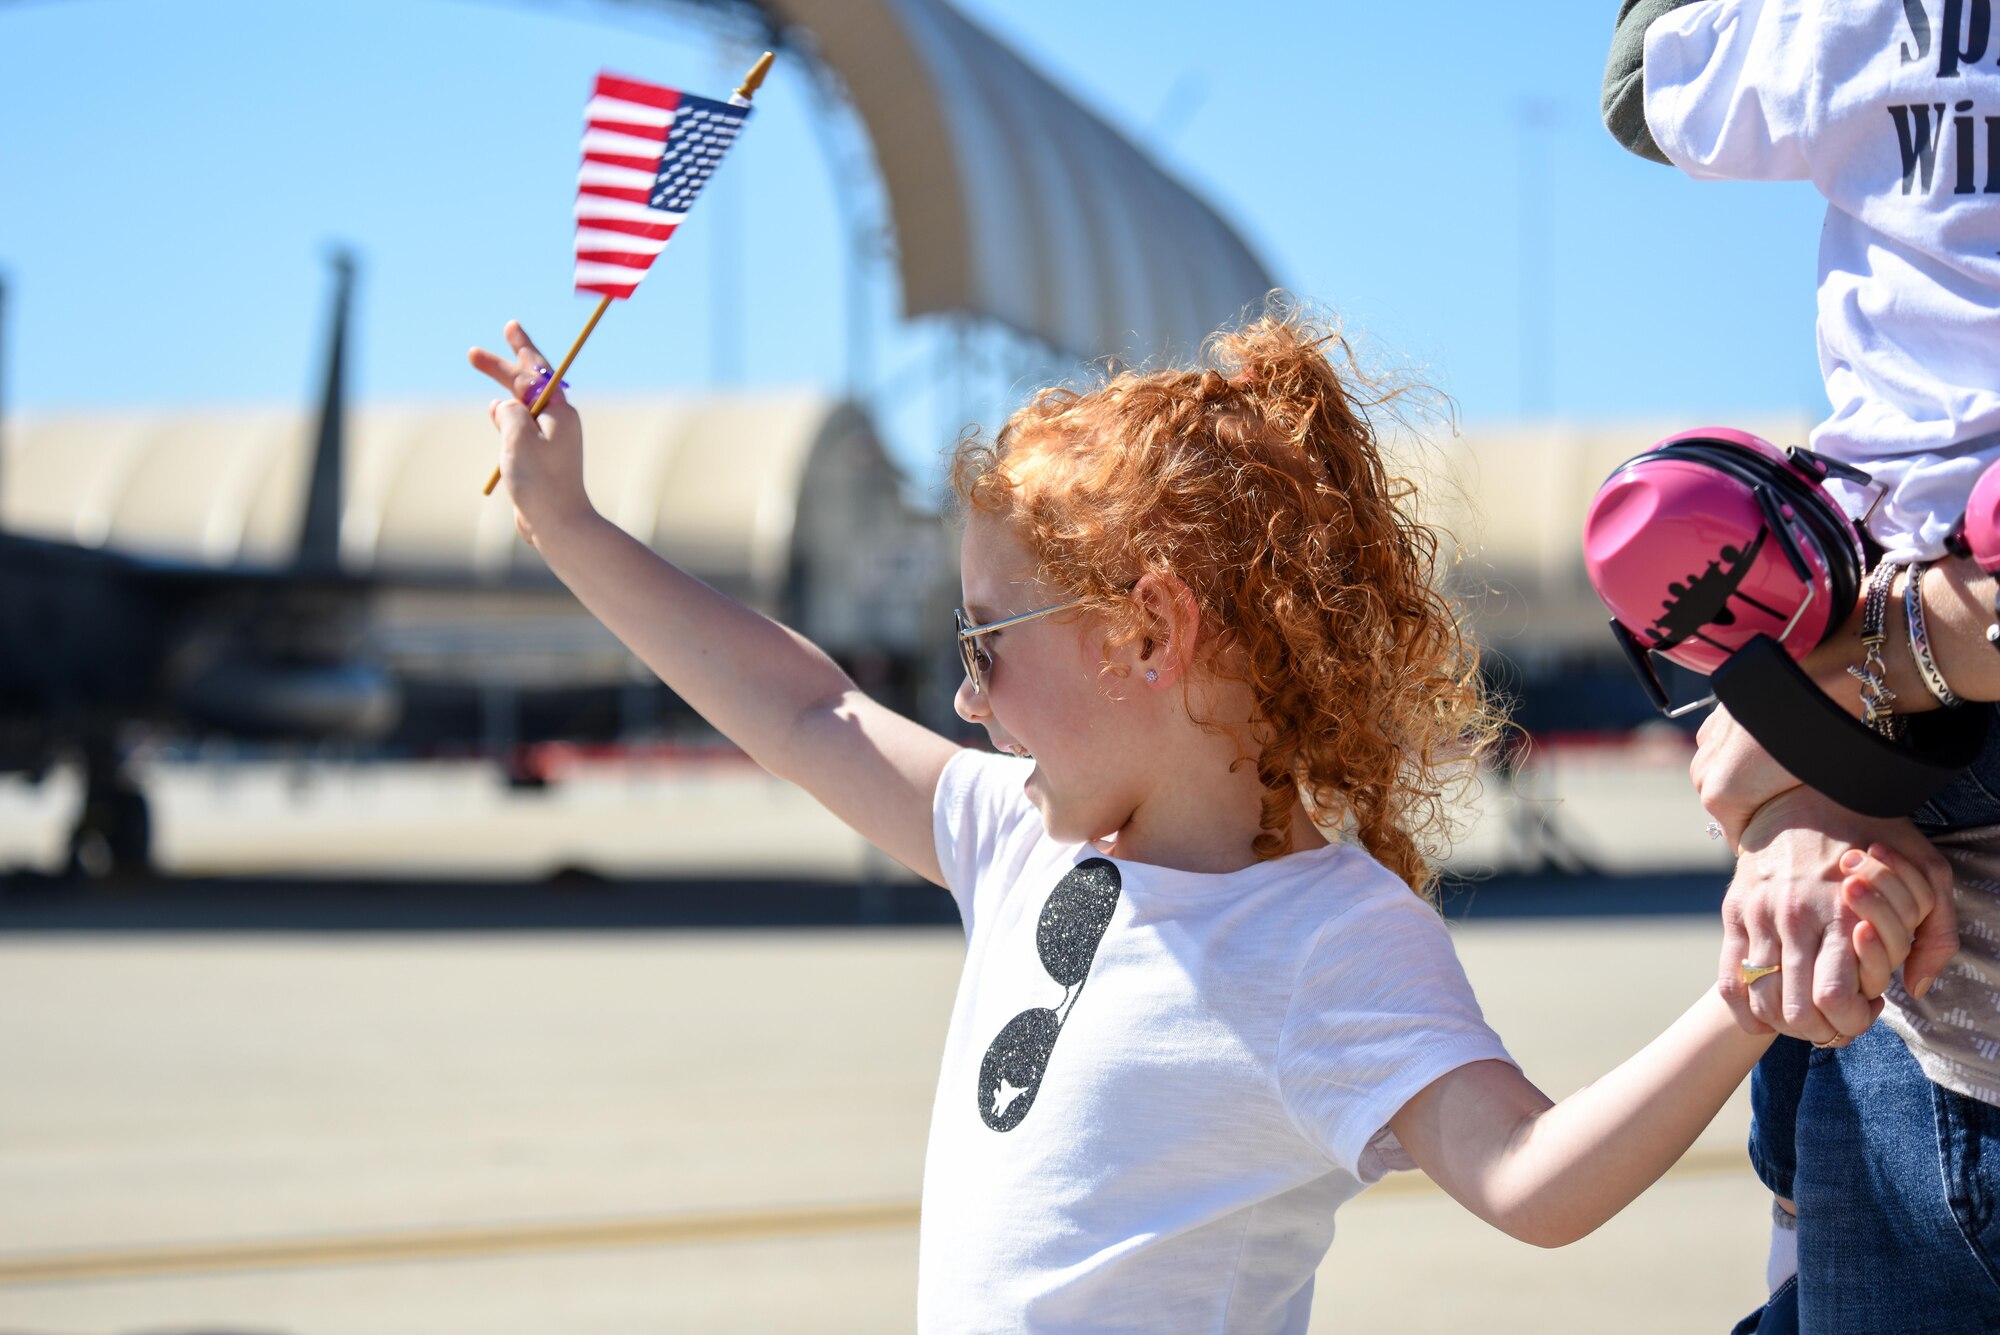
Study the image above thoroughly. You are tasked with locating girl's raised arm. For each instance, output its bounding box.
[472,323,962,886]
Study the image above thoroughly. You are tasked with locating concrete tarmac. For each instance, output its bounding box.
[0,904,1767,1333]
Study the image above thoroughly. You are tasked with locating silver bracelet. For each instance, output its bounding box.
[1847,559,1906,738]
[1904,562,1962,708]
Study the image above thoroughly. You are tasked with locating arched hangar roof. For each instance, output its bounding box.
[763,0,1278,363]
[1,391,899,604]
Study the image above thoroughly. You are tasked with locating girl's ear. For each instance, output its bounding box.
[1131,572,1201,686]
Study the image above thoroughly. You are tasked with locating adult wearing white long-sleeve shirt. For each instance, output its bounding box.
[1605,2,2000,1330]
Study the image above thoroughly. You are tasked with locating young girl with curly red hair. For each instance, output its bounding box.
[471,303,1923,1332]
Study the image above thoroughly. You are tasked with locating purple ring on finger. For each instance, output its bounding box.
[521,365,571,406]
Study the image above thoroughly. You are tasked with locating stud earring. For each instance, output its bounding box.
[1144,669,1159,682]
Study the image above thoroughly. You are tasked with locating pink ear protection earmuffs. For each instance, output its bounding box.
[1585,427,1866,702]
[1583,428,1986,818]
[1949,447,2000,577]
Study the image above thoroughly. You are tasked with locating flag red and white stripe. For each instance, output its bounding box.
[572,72,750,300]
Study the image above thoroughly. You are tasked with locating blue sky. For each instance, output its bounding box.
[0,0,1830,484]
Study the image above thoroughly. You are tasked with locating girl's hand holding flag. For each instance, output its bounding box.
[469,320,587,551]
[475,55,770,495]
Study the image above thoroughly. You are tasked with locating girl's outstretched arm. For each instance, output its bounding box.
[472,322,961,885]
[1387,990,1769,1249]
[1384,871,1922,1248]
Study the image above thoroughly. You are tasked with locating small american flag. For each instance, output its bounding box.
[573,72,752,300]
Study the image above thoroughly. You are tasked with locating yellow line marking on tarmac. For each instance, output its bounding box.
[0,1200,921,1287]
[0,1146,1753,1287]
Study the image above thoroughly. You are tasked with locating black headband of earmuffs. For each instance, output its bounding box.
[1713,637,1987,818]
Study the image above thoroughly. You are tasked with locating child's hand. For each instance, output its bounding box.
[468,321,595,548]
[1841,840,1948,1003]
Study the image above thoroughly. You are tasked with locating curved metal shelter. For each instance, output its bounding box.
[2,392,944,667]
[6,398,1822,663]
[1,407,316,566]
[759,0,1277,363]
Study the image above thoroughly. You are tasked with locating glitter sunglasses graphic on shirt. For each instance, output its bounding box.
[977,858,1121,1132]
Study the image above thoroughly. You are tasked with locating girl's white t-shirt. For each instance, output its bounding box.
[918,749,1514,1334]
[1643,0,2000,562]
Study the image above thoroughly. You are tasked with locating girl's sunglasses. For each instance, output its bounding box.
[954,597,1093,694]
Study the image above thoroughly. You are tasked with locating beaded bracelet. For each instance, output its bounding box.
[1847,559,1906,738]
[1904,562,1963,708]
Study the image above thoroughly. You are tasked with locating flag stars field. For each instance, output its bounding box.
[572,71,754,301]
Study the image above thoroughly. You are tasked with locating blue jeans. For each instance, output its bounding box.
[1742,1026,2000,1332]
[1738,704,2000,1333]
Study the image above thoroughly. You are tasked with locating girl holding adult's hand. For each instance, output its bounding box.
[1693,707,1956,1045]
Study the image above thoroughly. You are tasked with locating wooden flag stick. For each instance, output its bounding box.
[735,50,774,100]
[483,49,775,497]
[482,294,610,496]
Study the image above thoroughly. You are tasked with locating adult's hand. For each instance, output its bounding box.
[1690,704,1803,849]
[1719,787,1954,1043]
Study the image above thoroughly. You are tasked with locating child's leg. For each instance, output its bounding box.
[1749,1037,1812,1291]
[1744,858,1911,1310]
[1730,841,1920,1322]
[1766,1195,1797,1292]
[1730,1039,1807,1332]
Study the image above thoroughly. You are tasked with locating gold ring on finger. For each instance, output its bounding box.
[1739,960,1782,986]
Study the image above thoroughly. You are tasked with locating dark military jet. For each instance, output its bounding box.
[0,255,401,877]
